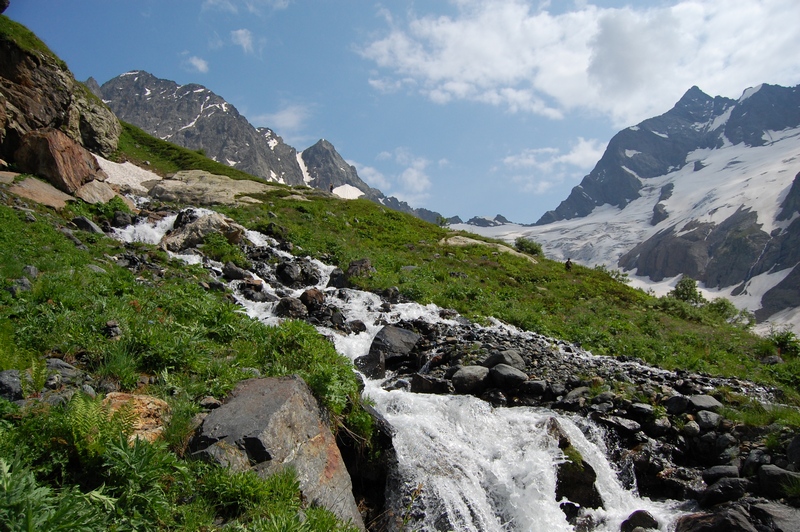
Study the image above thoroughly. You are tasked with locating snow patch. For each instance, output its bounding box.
[333,184,364,200]
[624,150,641,158]
[297,152,313,184]
[95,155,162,195]
[739,84,763,102]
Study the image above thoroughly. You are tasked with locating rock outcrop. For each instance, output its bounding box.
[0,16,120,161]
[191,376,365,530]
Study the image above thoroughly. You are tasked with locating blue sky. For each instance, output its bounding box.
[7,0,800,222]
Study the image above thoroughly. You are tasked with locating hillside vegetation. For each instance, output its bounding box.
[2,15,799,529]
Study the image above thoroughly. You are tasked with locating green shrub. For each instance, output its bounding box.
[202,232,251,269]
[514,237,543,256]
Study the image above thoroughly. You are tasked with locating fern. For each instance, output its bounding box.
[0,457,110,531]
[65,393,135,463]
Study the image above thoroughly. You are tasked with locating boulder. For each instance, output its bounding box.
[489,363,528,390]
[0,25,120,159]
[8,176,74,209]
[703,465,740,485]
[674,507,758,532]
[0,370,22,401]
[160,210,245,252]
[700,478,751,507]
[222,261,251,281]
[14,128,107,193]
[621,509,659,532]
[300,287,325,311]
[346,258,375,280]
[370,325,421,371]
[190,376,364,530]
[452,366,490,394]
[410,374,452,394]
[274,297,308,319]
[72,215,104,234]
[759,464,800,499]
[147,169,275,206]
[481,349,526,371]
[74,179,117,204]
[696,410,722,430]
[689,395,724,412]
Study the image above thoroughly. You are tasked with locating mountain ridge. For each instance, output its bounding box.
[459,83,800,333]
[99,70,443,224]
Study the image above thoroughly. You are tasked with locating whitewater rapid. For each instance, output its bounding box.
[114,213,684,531]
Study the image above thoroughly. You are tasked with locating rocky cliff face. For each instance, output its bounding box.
[0,16,120,161]
[100,71,305,186]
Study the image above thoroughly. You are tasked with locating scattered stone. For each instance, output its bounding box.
[621,510,659,532]
[452,366,490,395]
[689,395,724,413]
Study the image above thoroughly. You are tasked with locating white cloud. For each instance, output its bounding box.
[231,29,254,54]
[352,148,433,204]
[203,0,291,14]
[362,0,800,127]
[504,137,605,194]
[253,103,312,132]
[202,0,238,14]
[186,56,210,73]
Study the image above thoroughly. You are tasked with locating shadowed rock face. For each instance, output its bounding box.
[191,376,365,530]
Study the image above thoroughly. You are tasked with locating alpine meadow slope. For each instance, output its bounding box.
[459,84,800,334]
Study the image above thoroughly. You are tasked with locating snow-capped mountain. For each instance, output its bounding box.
[99,71,442,222]
[457,83,800,333]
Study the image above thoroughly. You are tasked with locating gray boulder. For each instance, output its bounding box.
[481,349,526,371]
[689,395,724,412]
[452,366,490,394]
[759,464,800,499]
[191,376,364,530]
[355,326,421,379]
[489,364,528,390]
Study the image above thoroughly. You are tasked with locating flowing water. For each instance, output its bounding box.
[115,215,684,531]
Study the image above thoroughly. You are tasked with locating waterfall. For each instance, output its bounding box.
[115,214,684,531]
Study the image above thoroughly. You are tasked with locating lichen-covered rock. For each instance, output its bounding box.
[159,210,245,252]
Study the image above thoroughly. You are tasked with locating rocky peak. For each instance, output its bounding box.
[301,139,366,191]
[100,70,306,186]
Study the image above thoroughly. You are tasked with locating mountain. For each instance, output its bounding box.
[460,83,800,332]
[99,71,442,223]
[100,71,305,186]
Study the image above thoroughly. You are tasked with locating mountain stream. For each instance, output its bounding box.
[115,212,684,531]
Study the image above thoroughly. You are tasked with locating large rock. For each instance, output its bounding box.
[355,326,421,379]
[451,366,490,394]
[191,376,364,529]
[160,210,246,252]
[674,506,758,532]
[148,169,277,206]
[14,128,107,193]
[758,464,800,499]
